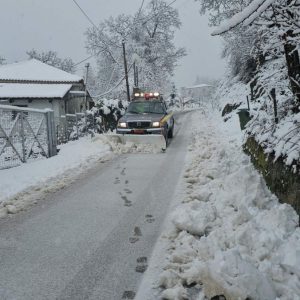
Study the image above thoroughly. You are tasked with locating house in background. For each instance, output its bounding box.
[0,59,93,126]
[181,84,215,107]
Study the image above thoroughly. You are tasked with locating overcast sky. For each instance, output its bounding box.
[0,0,226,88]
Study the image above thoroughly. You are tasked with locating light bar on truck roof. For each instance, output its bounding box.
[133,92,160,99]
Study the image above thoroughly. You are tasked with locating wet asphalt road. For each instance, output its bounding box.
[0,111,193,300]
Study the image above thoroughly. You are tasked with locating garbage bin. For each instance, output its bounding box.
[237,109,251,130]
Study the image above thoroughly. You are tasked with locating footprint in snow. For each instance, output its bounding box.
[124,188,132,194]
[135,257,148,273]
[145,214,155,223]
[129,226,142,244]
[114,177,120,184]
[121,195,132,207]
[122,291,136,299]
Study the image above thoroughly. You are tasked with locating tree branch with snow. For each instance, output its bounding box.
[211,0,276,36]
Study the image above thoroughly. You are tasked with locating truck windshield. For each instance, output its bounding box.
[127,101,165,114]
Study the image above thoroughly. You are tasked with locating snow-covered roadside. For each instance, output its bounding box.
[0,136,112,218]
[137,109,300,300]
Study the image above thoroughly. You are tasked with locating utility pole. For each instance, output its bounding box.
[122,40,131,102]
[84,63,90,110]
[133,62,137,87]
[135,64,139,88]
[133,61,139,88]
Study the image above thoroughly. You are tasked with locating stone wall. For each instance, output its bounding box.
[244,137,300,217]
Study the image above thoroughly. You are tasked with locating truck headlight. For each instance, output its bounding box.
[118,122,127,128]
[152,121,160,127]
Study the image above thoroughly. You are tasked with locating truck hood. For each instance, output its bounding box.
[119,113,164,123]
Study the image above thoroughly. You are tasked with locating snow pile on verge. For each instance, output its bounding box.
[159,111,300,299]
[0,136,112,217]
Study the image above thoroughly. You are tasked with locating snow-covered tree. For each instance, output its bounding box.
[0,56,5,65]
[196,0,253,26]
[133,0,186,86]
[26,49,76,73]
[85,0,185,99]
[205,0,300,103]
[196,0,258,82]
[198,0,300,169]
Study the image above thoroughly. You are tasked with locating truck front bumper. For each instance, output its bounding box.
[116,128,163,135]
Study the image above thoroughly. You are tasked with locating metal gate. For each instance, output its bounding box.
[0,104,57,170]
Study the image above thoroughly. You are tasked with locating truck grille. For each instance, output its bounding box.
[128,121,151,129]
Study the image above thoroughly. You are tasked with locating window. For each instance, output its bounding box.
[127,101,165,114]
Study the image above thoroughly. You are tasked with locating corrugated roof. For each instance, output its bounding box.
[0,83,72,98]
[0,59,82,83]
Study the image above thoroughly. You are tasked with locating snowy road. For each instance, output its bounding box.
[0,111,193,300]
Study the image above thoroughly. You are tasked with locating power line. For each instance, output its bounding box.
[73,0,180,97]
[141,0,178,25]
[72,0,121,66]
[71,0,101,66]
[74,53,96,67]
[92,62,134,98]
[73,0,179,67]
[72,0,98,29]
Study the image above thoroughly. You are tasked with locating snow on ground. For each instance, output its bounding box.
[0,136,112,217]
[0,132,170,218]
[137,108,300,300]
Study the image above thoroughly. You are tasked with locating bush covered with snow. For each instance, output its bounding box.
[92,98,128,132]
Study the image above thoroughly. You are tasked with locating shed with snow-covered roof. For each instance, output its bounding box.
[0,59,93,127]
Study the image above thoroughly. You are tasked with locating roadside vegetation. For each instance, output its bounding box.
[196,0,300,170]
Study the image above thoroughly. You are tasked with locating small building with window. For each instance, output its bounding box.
[0,59,93,127]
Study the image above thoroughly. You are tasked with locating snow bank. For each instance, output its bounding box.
[0,136,111,216]
[158,109,300,299]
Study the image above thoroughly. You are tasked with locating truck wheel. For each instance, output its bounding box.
[164,129,169,147]
[168,126,174,138]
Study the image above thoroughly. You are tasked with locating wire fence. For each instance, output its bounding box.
[56,112,98,144]
[0,105,56,170]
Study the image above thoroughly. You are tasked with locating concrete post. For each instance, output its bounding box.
[46,110,57,157]
[20,111,27,163]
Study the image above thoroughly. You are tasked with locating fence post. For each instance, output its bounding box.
[250,84,254,101]
[246,95,250,110]
[270,88,278,124]
[75,113,79,139]
[46,110,57,157]
[93,113,96,133]
[20,111,26,163]
[64,116,67,142]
